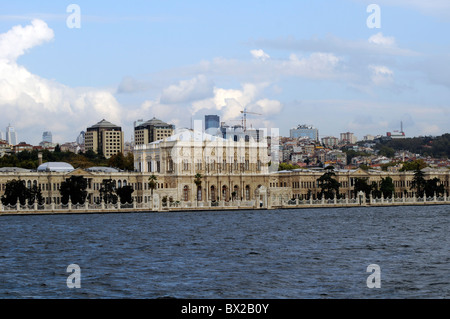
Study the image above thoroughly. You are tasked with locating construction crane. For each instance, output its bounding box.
[240,109,262,131]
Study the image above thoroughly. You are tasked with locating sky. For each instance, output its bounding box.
[0,0,449,145]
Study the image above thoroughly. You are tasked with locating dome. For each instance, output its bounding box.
[37,162,75,172]
[0,167,32,173]
[86,167,119,173]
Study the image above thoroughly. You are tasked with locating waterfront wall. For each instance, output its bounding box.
[1,193,449,215]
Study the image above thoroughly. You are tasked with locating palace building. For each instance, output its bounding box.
[0,127,449,209]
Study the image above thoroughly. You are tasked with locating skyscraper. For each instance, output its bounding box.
[134,117,175,145]
[76,131,85,145]
[5,124,18,146]
[205,115,220,131]
[42,131,52,143]
[85,119,124,159]
[290,125,319,142]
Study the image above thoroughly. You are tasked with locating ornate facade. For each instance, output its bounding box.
[0,129,449,208]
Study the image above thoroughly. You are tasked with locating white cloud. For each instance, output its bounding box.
[253,98,283,115]
[250,33,417,57]
[0,19,54,62]
[191,82,273,121]
[0,20,122,144]
[369,65,394,86]
[368,32,395,47]
[160,75,214,104]
[250,49,270,61]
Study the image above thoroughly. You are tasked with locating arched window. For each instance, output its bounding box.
[211,185,216,201]
[245,185,250,201]
[197,186,202,201]
[183,185,189,201]
[222,185,228,201]
[118,180,122,188]
[233,185,239,200]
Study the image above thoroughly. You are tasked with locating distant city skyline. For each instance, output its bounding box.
[0,116,438,146]
[0,1,449,145]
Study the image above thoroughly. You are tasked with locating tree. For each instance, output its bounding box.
[410,168,426,197]
[400,159,427,171]
[108,152,125,170]
[278,163,300,171]
[317,167,341,199]
[148,175,157,198]
[371,181,381,198]
[59,176,88,204]
[354,177,372,197]
[124,152,134,171]
[380,177,395,198]
[28,185,45,205]
[1,180,29,206]
[424,177,445,197]
[116,185,134,204]
[99,179,118,204]
[194,173,202,202]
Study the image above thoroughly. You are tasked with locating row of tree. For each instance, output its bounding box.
[2,168,447,206]
[311,166,446,200]
[1,176,135,206]
[374,133,450,158]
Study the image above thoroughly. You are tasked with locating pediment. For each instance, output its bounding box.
[353,168,370,176]
[66,168,92,177]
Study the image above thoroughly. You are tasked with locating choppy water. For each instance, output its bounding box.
[0,205,449,299]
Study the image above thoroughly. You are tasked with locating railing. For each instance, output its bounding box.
[1,194,449,214]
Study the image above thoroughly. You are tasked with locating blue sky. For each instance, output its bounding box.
[0,0,449,145]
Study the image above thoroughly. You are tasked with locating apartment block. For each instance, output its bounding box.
[85,119,124,159]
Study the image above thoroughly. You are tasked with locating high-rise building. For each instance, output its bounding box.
[42,131,52,143]
[134,117,175,145]
[5,124,18,146]
[321,136,339,148]
[290,125,319,142]
[205,115,220,131]
[85,119,124,159]
[340,132,357,145]
[219,123,263,142]
[76,131,85,145]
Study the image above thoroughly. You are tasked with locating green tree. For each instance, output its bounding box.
[278,163,300,171]
[116,185,134,204]
[28,185,45,205]
[410,168,426,197]
[424,177,445,197]
[99,179,118,204]
[1,180,29,206]
[124,152,134,171]
[108,152,125,170]
[148,174,157,198]
[194,173,203,202]
[59,176,88,204]
[400,159,427,171]
[354,177,372,197]
[317,167,341,199]
[380,177,395,198]
[371,181,381,198]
